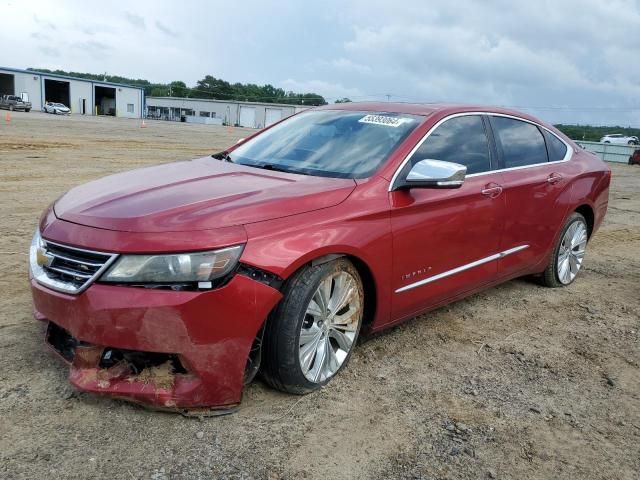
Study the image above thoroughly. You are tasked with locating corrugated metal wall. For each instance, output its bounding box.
[575,141,637,164]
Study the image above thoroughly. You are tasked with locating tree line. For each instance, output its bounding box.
[28,69,328,106]
[554,124,640,142]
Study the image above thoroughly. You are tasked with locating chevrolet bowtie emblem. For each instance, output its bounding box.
[36,247,54,268]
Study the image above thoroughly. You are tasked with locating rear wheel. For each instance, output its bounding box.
[540,212,588,287]
[261,258,364,394]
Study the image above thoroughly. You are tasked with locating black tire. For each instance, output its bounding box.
[25,109,30,113]
[261,258,364,394]
[540,212,587,288]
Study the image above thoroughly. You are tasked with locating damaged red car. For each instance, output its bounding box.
[29,103,611,413]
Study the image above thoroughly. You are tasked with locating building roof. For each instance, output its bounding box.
[146,96,310,109]
[0,66,145,90]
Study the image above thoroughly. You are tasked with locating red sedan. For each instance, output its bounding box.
[29,103,611,413]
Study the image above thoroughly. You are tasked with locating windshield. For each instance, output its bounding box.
[229,110,423,178]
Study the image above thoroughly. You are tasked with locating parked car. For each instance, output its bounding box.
[0,94,31,112]
[29,103,611,412]
[629,149,640,165]
[44,102,71,115]
[600,133,639,145]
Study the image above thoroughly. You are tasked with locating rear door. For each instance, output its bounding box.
[390,114,505,321]
[488,115,573,277]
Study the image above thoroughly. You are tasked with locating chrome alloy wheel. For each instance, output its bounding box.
[298,271,362,383]
[557,220,588,284]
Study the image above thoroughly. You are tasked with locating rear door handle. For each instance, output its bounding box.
[547,173,563,184]
[481,183,503,198]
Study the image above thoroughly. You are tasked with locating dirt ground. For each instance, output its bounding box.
[0,112,638,480]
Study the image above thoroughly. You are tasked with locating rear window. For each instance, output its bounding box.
[544,131,568,162]
[491,116,548,168]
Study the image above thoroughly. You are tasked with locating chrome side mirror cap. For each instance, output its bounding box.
[393,159,467,190]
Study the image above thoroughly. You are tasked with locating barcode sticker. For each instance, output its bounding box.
[358,114,408,127]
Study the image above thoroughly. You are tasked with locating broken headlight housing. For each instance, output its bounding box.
[100,245,244,288]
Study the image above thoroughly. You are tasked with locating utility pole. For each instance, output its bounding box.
[386,94,391,102]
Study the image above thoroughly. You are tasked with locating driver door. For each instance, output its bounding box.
[389,114,505,322]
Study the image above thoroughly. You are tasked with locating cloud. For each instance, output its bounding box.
[124,12,146,30]
[280,79,364,100]
[38,45,60,58]
[3,0,640,125]
[155,21,178,38]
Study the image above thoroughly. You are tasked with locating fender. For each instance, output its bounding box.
[240,183,393,328]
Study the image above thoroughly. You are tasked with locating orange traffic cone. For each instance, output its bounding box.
[5,112,10,124]
[140,120,146,128]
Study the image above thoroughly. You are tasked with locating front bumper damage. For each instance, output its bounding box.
[31,274,282,413]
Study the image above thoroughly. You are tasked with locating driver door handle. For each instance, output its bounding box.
[481,183,503,198]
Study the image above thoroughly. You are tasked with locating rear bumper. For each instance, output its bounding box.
[31,275,282,410]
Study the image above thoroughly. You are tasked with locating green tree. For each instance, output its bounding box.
[169,81,189,97]
[335,97,352,103]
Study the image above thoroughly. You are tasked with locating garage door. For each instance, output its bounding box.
[239,106,256,128]
[265,108,283,127]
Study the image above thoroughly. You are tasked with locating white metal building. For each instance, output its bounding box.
[145,97,309,128]
[0,67,144,118]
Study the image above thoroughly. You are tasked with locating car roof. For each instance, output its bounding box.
[314,101,546,124]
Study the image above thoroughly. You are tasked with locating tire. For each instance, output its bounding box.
[261,258,364,394]
[540,212,588,288]
[25,109,30,113]
[9,105,13,111]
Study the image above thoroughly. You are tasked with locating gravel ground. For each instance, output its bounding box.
[1,112,638,480]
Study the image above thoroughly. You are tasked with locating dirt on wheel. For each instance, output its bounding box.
[1,112,638,479]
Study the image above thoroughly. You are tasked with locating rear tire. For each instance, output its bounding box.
[261,258,364,394]
[540,212,588,288]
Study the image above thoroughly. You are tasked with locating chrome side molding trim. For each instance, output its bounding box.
[395,244,529,293]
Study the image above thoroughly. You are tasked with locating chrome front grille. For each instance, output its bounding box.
[31,237,118,294]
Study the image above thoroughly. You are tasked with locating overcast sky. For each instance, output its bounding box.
[2,0,639,125]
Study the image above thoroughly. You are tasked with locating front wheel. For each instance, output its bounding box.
[261,258,364,394]
[540,212,588,287]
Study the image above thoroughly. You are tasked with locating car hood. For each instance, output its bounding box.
[54,157,356,232]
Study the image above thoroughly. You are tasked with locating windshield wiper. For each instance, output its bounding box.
[212,151,233,162]
[254,164,309,175]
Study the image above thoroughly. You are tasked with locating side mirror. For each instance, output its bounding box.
[394,159,467,190]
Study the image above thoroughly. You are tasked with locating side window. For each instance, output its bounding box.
[491,116,548,168]
[543,131,568,161]
[409,115,491,174]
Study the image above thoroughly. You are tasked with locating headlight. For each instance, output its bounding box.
[29,229,45,276]
[100,245,244,286]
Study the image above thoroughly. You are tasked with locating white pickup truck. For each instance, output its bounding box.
[0,94,32,112]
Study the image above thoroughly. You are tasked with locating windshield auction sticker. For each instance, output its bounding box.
[358,114,409,127]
